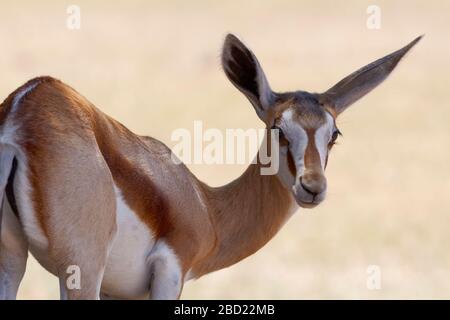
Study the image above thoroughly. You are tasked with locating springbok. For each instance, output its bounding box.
[0,34,420,300]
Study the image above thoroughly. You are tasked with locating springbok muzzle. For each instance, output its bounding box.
[293,171,327,207]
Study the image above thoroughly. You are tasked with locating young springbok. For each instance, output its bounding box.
[0,34,420,299]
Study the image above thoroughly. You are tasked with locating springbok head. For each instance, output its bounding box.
[221,33,421,208]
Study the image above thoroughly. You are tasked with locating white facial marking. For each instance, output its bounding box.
[280,109,308,183]
[314,113,334,169]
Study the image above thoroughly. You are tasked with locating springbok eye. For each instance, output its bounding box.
[330,129,341,146]
[331,131,339,142]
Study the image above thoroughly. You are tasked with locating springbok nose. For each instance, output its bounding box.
[300,173,327,195]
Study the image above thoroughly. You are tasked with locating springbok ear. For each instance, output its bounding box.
[222,34,275,121]
[319,36,423,115]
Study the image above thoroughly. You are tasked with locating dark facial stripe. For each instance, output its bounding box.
[304,128,323,173]
[287,149,296,176]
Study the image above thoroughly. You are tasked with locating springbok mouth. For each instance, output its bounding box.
[293,186,325,208]
[296,199,321,209]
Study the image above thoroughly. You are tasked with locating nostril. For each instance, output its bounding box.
[300,177,318,196]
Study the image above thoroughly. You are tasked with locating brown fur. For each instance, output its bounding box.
[1,77,118,298]
[193,148,294,277]
[1,77,293,284]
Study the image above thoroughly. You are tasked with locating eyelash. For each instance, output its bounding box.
[329,129,341,146]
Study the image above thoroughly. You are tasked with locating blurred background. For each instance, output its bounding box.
[0,0,448,299]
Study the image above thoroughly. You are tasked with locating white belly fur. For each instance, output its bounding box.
[100,186,156,299]
[24,181,157,299]
[17,173,182,299]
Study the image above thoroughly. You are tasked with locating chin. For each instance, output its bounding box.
[296,199,321,209]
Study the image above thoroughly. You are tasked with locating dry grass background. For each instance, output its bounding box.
[0,0,448,299]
